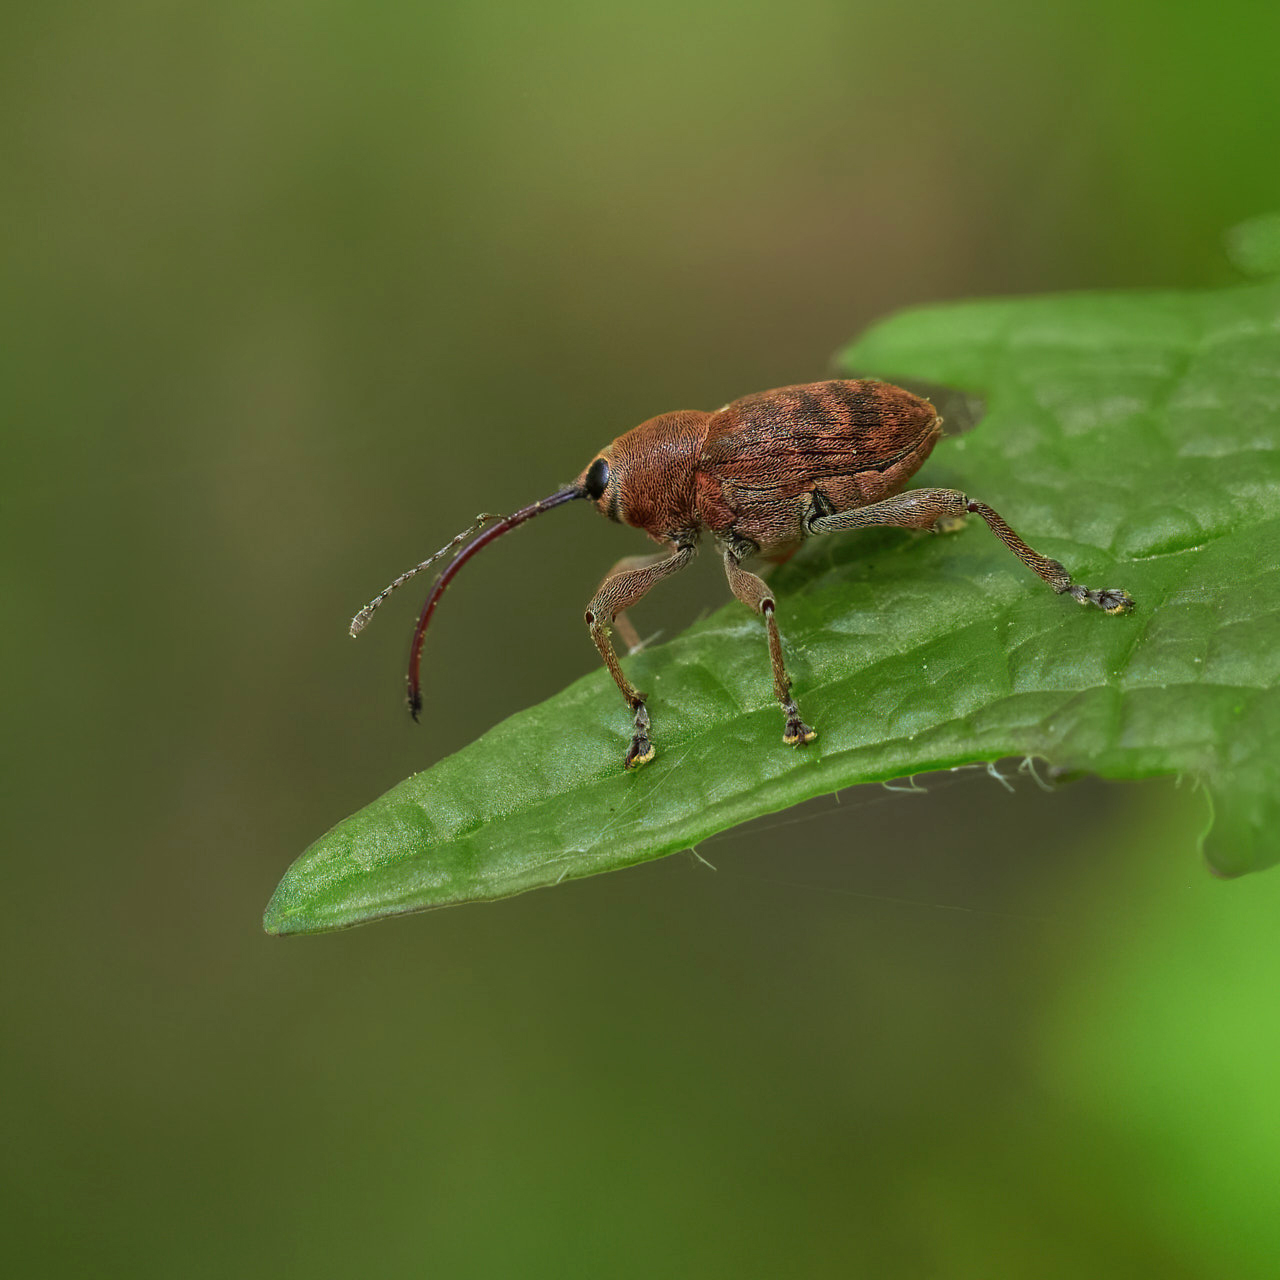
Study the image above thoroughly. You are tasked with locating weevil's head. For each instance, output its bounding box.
[575,410,707,536]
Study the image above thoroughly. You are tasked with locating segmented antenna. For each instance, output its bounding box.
[349,514,504,637]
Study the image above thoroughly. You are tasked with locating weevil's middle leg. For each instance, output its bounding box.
[807,488,1135,614]
[722,546,816,747]
[586,542,695,769]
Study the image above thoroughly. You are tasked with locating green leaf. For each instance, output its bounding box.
[265,238,1280,934]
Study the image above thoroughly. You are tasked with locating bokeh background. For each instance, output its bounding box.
[5,1,1280,1275]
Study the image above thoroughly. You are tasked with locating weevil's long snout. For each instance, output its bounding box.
[349,484,584,720]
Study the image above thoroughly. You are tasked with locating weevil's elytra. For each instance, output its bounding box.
[352,378,1135,770]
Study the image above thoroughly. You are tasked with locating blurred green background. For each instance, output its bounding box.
[5,1,1280,1275]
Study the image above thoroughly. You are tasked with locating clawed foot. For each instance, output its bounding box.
[1065,583,1136,615]
[624,700,655,769]
[782,699,817,747]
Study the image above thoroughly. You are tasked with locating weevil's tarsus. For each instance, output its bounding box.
[781,696,817,747]
[624,700,655,769]
[403,485,584,717]
[1066,583,1136,613]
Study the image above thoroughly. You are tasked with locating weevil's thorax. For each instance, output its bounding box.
[588,410,709,540]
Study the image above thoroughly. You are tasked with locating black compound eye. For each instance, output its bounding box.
[584,457,610,500]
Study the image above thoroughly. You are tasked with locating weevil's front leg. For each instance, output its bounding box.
[596,551,671,653]
[722,545,816,748]
[808,488,1135,614]
[586,542,695,769]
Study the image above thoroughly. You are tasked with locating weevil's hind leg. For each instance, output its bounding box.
[722,545,816,748]
[807,488,1135,614]
[586,543,696,769]
[966,500,1134,612]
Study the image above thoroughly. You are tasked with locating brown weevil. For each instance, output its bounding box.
[352,379,1134,769]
